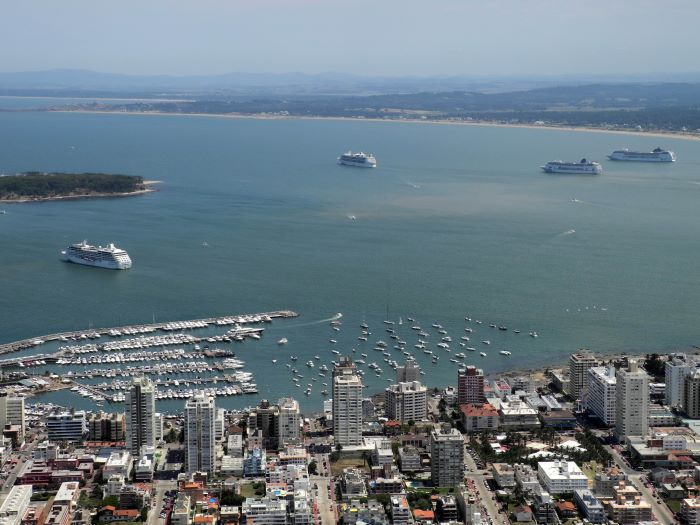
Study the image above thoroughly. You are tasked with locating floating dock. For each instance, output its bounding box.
[0,310,298,366]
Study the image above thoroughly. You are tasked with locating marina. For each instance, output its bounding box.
[2,114,700,412]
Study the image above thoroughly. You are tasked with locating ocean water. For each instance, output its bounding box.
[1,109,700,412]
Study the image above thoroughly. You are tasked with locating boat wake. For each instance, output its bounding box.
[285,312,343,329]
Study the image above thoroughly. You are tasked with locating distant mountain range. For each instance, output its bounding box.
[2,68,700,97]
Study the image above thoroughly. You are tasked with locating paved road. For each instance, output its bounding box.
[310,475,335,525]
[606,445,677,525]
[148,480,177,525]
[464,449,509,525]
[1,438,41,495]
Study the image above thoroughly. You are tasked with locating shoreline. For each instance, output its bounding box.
[0,187,156,204]
[0,180,161,204]
[49,108,700,142]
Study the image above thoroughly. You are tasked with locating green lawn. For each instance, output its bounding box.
[666,499,682,514]
[239,483,260,498]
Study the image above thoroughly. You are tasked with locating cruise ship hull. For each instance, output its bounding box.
[608,154,674,162]
[541,166,601,174]
[338,159,376,168]
[61,252,131,270]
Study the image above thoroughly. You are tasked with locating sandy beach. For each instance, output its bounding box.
[50,108,700,142]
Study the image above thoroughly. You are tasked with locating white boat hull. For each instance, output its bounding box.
[608,153,674,162]
[61,252,131,270]
[338,159,376,168]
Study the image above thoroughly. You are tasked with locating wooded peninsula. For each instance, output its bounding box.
[0,172,152,202]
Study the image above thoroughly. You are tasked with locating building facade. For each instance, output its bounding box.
[615,360,650,439]
[277,397,300,448]
[430,425,464,487]
[665,354,695,408]
[457,366,485,405]
[333,357,363,447]
[0,393,25,441]
[385,381,427,422]
[569,352,598,400]
[184,393,216,474]
[587,366,617,426]
[125,376,156,456]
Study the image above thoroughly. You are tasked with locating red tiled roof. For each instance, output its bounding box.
[460,403,498,417]
[413,509,435,519]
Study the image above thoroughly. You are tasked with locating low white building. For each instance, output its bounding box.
[0,485,32,525]
[537,461,589,494]
[103,450,132,479]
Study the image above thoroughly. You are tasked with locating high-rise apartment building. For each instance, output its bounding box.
[587,366,617,426]
[666,355,695,408]
[569,352,598,400]
[0,392,25,441]
[333,357,363,447]
[277,397,300,448]
[457,366,485,405]
[385,381,428,422]
[184,393,216,474]
[430,425,464,487]
[684,370,700,419]
[125,376,156,457]
[615,360,649,439]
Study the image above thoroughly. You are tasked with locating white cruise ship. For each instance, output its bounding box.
[60,241,132,270]
[608,147,675,162]
[541,159,603,175]
[338,151,377,168]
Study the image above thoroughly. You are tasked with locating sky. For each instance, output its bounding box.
[3,0,700,77]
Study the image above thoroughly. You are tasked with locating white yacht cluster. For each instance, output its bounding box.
[54,348,229,366]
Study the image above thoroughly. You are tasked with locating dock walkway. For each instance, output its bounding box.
[0,310,298,364]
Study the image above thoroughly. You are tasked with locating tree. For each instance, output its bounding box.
[140,508,148,522]
[308,461,318,475]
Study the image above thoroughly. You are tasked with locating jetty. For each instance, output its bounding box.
[0,310,298,366]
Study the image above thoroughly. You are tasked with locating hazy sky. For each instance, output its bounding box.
[4,0,700,77]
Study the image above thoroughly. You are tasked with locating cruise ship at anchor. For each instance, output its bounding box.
[60,241,132,270]
[541,159,603,174]
[608,147,675,162]
[338,151,377,168]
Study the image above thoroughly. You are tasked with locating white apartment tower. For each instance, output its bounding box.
[277,397,301,447]
[587,366,617,426]
[184,393,216,474]
[615,360,649,439]
[332,357,363,447]
[665,355,695,408]
[125,376,156,456]
[385,381,428,423]
[569,352,598,400]
[0,392,25,440]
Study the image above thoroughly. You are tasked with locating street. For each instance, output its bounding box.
[606,445,677,525]
[464,448,509,525]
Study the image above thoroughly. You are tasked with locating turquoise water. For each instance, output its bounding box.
[1,109,700,412]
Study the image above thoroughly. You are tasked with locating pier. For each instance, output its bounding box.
[0,310,298,364]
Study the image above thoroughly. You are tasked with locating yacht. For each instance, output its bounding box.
[499,350,512,356]
[608,147,675,162]
[338,151,377,168]
[277,338,288,345]
[60,240,132,269]
[541,159,602,174]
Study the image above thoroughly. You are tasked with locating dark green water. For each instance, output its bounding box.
[1,110,700,411]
